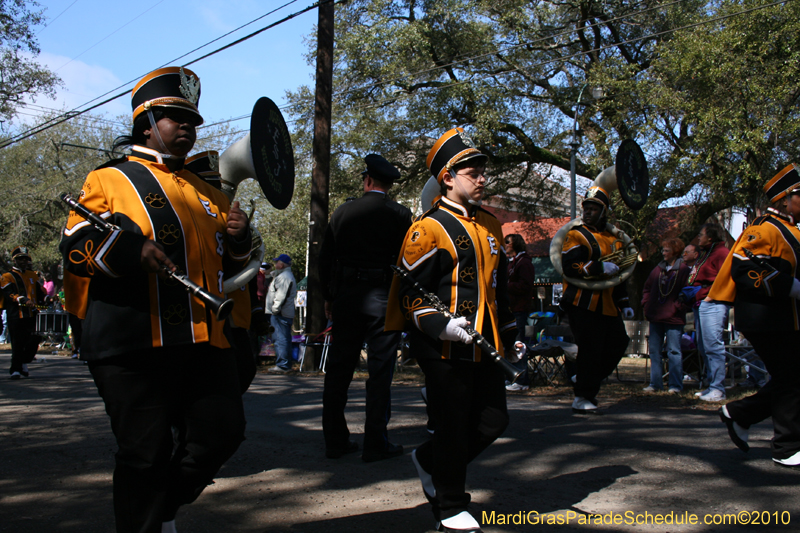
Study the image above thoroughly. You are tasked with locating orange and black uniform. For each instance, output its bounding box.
[708,209,800,461]
[59,146,251,532]
[387,196,516,523]
[561,223,630,403]
[1,267,45,375]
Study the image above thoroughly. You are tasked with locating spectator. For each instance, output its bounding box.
[642,238,690,393]
[682,244,699,268]
[504,233,536,391]
[266,254,297,372]
[686,224,730,401]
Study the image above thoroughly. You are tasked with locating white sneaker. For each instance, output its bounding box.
[437,511,481,532]
[694,389,709,397]
[506,382,529,391]
[9,371,21,380]
[642,385,658,392]
[699,389,726,402]
[411,449,435,498]
[773,450,800,467]
[572,397,598,413]
[668,388,681,394]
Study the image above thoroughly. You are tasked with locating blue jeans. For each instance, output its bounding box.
[697,301,729,393]
[271,315,294,370]
[648,322,684,391]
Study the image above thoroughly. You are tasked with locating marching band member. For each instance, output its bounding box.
[387,127,517,533]
[59,67,250,533]
[710,164,800,467]
[2,246,46,379]
[561,188,632,413]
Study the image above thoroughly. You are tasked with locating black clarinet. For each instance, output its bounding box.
[742,248,778,273]
[61,193,234,321]
[390,265,523,383]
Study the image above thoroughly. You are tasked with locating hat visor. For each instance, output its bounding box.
[581,197,607,207]
[452,152,488,168]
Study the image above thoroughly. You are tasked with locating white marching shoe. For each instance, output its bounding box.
[572,396,598,414]
[437,511,482,532]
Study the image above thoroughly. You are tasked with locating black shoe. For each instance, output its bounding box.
[362,442,404,463]
[326,441,359,459]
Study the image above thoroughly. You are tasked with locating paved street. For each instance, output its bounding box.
[1,351,797,532]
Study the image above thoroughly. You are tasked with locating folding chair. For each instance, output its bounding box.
[527,325,576,386]
[298,326,332,372]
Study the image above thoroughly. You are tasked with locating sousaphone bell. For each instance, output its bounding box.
[549,139,649,290]
[218,97,295,292]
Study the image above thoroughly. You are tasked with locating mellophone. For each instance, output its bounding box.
[60,193,234,321]
[390,265,523,384]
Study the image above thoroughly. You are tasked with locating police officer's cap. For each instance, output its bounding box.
[362,154,400,184]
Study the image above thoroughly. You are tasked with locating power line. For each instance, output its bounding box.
[54,0,169,72]
[37,0,80,35]
[0,0,334,149]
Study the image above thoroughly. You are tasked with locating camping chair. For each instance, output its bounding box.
[527,325,575,386]
[298,326,332,372]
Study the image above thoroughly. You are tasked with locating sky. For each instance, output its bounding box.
[18,0,318,133]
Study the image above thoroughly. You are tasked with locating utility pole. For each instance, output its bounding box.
[305,0,334,370]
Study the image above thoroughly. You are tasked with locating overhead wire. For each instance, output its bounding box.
[36,0,80,35]
[5,0,790,147]
[0,0,329,149]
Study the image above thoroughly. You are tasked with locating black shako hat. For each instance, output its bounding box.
[764,163,800,203]
[362,154,400,184]
[426,127,488,183]
[11,246,31,260]
[186,151,221,189]
[131,67,203,125]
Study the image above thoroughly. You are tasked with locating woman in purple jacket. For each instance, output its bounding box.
[642,238,691,392]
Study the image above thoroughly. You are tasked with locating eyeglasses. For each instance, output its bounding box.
[455,170,487,183]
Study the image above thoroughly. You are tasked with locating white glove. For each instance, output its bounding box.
[507,341,526,363]
[602,262,620,276]
[622,307,634,319]
[791,279,800,300]
[439,317,473,344]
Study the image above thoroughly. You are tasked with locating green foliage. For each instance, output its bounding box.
[0,0,60,122]
[0,113,118,271]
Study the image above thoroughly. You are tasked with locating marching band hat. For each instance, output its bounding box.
[11,246,31,260]
[362,154,400,183]
[273,253,292,265]
[131,67,203,125]
[426,127,488,183]
[763,163,800,203]
[582,186,611,209]
[186,151,221,189]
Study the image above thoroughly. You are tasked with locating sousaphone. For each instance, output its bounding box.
[219,97,295,292]
[549,139,649,290]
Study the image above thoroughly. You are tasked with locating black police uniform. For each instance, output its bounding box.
[319,155,412,459]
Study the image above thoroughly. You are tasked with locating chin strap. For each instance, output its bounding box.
[449,169,482,206]
[146,109,175,159]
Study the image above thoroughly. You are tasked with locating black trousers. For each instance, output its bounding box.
[8,317,39,374]
[229,326,257,394]
[415,357,508,522]
[725,330,800,460]
[566,306,630,403]
[89,344,245,533]
[322,296,400,451]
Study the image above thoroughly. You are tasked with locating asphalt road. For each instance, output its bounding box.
[1,351,797,532]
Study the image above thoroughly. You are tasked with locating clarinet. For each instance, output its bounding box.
[390,265,523,383]
[61,193,234,321]
[742,248,778,273]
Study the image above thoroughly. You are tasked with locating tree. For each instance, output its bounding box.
[0,0,61,123]
[0,113,118,272]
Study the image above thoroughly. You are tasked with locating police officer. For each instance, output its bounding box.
[319,154,412,461]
